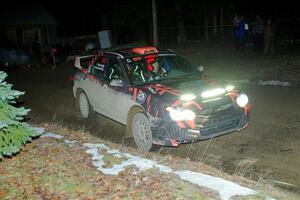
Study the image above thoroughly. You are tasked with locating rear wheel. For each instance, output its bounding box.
[131,112,153,151]
[78,91,94,118]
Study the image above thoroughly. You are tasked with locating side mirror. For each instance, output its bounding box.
[196,65,204,73]
[110,79,123,87]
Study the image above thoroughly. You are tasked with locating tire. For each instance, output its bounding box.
[131,112,154,151]
[77,91,94,119]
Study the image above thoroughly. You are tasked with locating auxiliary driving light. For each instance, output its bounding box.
[201,88,225,98]
[180,94,196,101]
[225,85,235,91]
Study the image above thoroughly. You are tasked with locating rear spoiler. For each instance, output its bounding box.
[74,55,95,69]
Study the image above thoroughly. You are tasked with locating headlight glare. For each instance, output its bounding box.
[201,88,225,98]
[180,94,196,101]
[236,94,249,107]
[168,108,196,121]
[169,109,182,121]
[182,109,196,120]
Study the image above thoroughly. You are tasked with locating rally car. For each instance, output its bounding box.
[73,46,249,151]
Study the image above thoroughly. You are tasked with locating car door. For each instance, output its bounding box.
[100,57,135,124]
[83,55,108,115]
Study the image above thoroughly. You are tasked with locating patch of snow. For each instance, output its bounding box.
[258,80,290,86]
[64,139,76,144]
[227,79,291,87]
[83,143,274,200]
[83,143,109,150]
[29,127,46,135]
[83,143,173,175]
[41,132,64,139]
[39,134,276,200]
[64,139,77,146]
[174,170,256,200]
[142,176,148,182]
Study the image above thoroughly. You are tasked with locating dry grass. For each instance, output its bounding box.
[1,122,299,200]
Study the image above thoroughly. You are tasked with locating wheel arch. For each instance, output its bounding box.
[125,105,146,138]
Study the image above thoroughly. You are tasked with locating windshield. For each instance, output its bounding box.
[125,54,200,84]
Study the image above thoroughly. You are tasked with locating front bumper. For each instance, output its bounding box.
[152,110,249,147]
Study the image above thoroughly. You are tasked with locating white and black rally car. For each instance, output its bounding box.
[73,46,249,151]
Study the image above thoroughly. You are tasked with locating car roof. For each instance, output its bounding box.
[83,46,175,59]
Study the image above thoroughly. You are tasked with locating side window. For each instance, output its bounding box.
[89,56,107,79]
[105,57,123,81]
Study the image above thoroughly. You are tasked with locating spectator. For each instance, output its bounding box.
[233,14,247,52]
[264,19,275,56]
[252,14,265,52]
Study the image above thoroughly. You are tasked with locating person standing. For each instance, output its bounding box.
[252,15,265,52]
[233,14,246,52]
[264,19,275,56]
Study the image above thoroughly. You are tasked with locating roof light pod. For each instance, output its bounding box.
[132,46,158,54]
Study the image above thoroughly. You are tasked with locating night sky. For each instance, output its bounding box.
[1,0,299,38]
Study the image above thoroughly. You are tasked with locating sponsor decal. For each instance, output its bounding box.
[137,92,147,104]
[94,63,105,71]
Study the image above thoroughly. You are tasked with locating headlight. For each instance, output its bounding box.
[201,88,225,98]
[168,108,196,121]
[180,94,196,101]
[236,94,249,107]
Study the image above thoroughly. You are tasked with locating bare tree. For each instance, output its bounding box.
[176,0,186,43]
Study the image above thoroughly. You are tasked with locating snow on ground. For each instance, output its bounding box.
[39,130,276,200]
[257,80,291,87]
[83,142,254,199]
[40,131,64,139]
[229,79,291,87]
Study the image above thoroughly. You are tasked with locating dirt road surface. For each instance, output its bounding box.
[6,44,300,194]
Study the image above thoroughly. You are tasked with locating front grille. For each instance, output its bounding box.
[195,96,243,137]
[198,96,235,117]
[200,117,241,136]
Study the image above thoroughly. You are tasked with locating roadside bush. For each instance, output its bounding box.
[0,71,41,158]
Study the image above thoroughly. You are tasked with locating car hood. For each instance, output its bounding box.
[143,74,223,94]
[132,74,228,109]
[160,75,222,93]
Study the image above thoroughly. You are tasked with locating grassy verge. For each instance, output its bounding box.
[0,123,298,199]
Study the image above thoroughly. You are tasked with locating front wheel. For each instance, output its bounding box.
[78,91,94,119]
[132,112,153,151]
